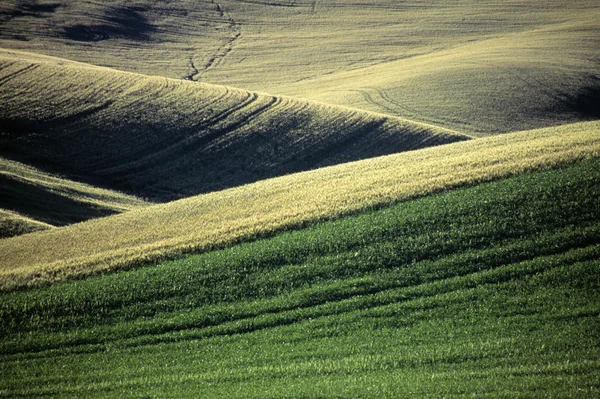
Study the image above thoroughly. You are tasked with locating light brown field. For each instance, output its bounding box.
[1,120,598,291]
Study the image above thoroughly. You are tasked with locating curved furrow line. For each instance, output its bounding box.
[95,91,262,179]
[203,95,285,149]
[375,88,422,117]
[352,88,401,117]
[0,63,39,87]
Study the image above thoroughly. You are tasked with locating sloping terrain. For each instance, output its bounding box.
[1,120,598,290]
[0,49,467,202]
[271,18,600,134]
[0,2,599,396]
[1,157,598,397]
[0,209,52,239]
[1,1,598,133]
[0,157,149,232]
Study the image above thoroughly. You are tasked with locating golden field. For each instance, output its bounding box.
[0,49,467,203]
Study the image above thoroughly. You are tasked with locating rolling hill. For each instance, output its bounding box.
[270,17,600,134]
[1,1,598,133]
[1,120,598,291]
[0,48,468,203]
[1,156,598,397]
[0,156,149,236]
[1,1,599,397]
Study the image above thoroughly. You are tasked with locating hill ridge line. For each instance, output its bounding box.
[0,48,468,134]
[0,48,470,203]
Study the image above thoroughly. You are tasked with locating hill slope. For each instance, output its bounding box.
[0,209,52,239]
[1,120,598,290]
[1,157,598,397]
[1,1,598,133]
[0,157,149,232]
[0,49,467,202]
[270,17,600,134]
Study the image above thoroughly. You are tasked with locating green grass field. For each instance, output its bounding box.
[1,1,599,397]
[1,158,599,397]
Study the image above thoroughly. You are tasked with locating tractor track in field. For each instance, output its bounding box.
[0,63,39,87]
[98,92,283,178]
[185,1,241,81]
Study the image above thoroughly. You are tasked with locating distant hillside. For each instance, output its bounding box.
[270,17,600,134]
[0,49,468,202]
[1,1,598,133]
[1,120,598,291]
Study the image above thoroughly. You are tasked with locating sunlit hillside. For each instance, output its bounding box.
[0,49,467,202]
[1,1,598,132]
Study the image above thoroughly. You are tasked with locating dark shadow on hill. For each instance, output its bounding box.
[0,108,468,203]
[64,6,154,42]
[0,174,118,226]
[0,1,60,24]
[566,80,600,119]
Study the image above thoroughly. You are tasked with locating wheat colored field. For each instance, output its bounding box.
[1,120,599,290]
[1,1,598,133]
[0,156,149,230]
[0,49,466,204]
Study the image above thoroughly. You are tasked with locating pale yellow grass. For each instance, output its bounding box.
[268,17,600,134]
[1,1,597,133]
[1,121,599,290]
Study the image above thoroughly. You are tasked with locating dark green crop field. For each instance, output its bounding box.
[1,158,599,398]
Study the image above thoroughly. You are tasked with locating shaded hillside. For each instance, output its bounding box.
[0,157,149,231]
[1,120,598,291]
[0,49,468,201]
[0,1,598,133]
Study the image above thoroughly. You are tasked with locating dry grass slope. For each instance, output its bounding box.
[0,49,468,202]
[270,17,600,134]
[0,209,52,239]
[1,1,598,133]
[1,120,598,291]
[0,157,149,229]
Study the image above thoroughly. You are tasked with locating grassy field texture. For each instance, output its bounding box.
[271,17,600,134]
[1,120,599,291]
[0,209,52,239]
[1,158,598,398]
[0,49,467,201]
[0,156,149,230]
[1,1,598,133]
